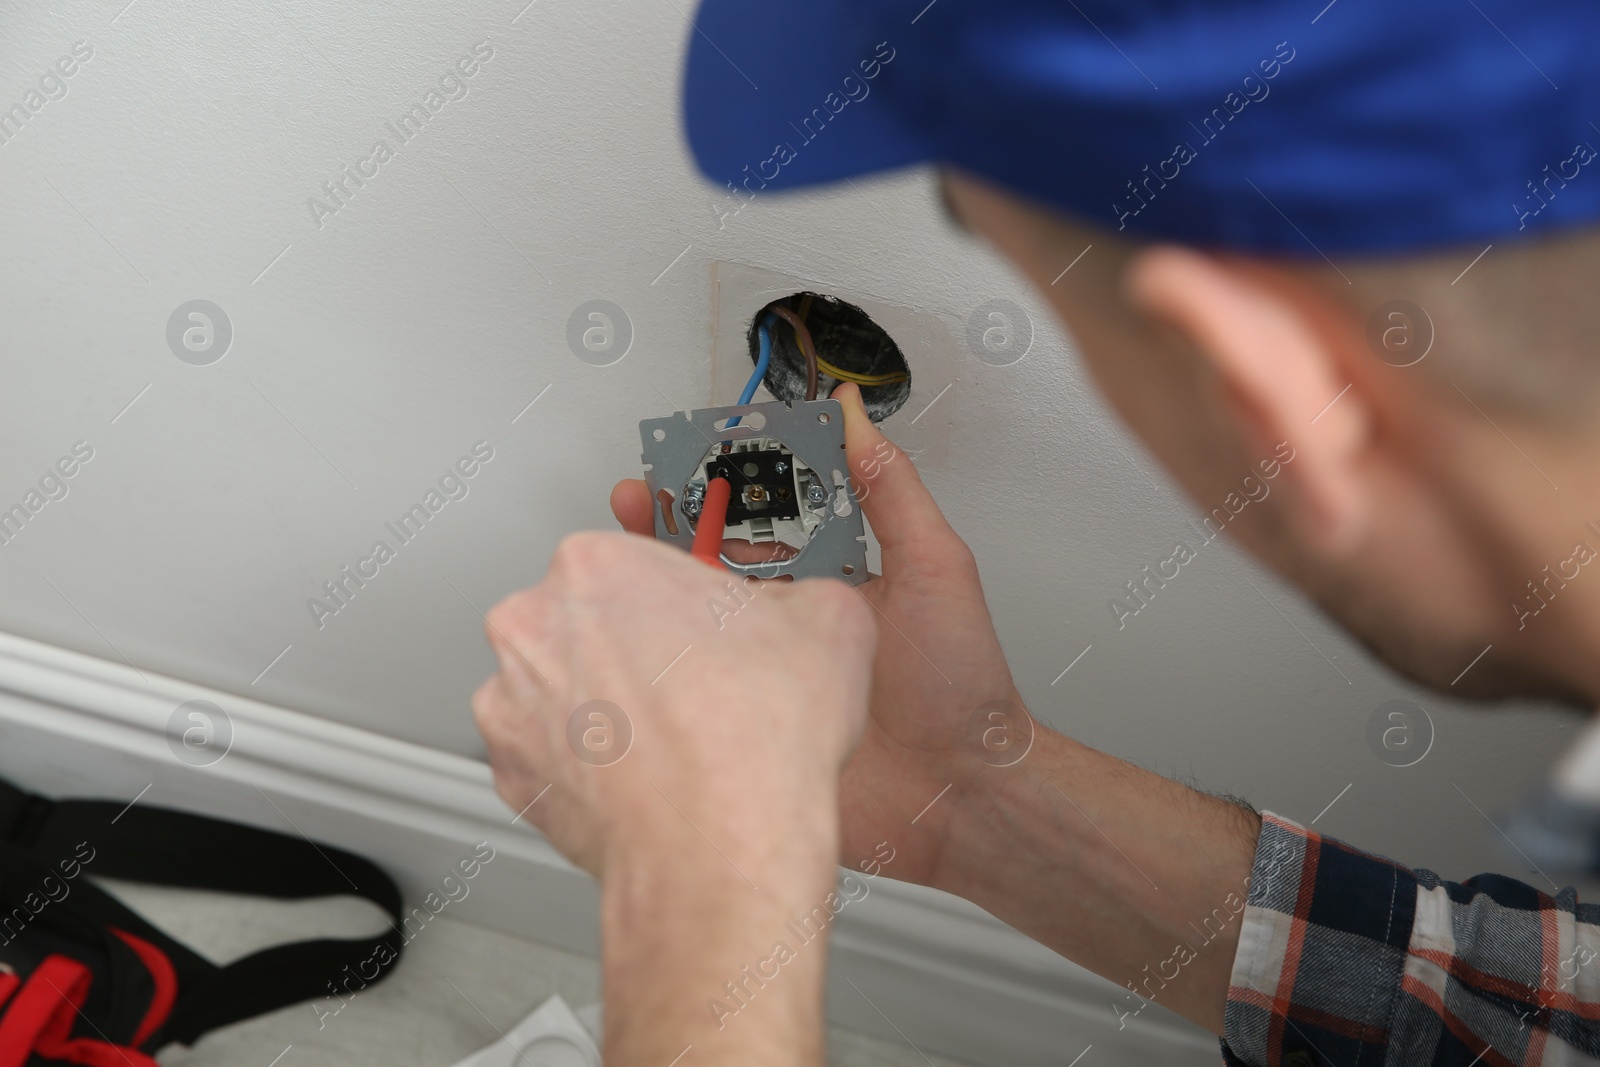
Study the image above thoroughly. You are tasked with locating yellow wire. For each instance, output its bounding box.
[791,294,909,386]
[816,357,909,385]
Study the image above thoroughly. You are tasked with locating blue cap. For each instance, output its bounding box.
[682,0,1600,254]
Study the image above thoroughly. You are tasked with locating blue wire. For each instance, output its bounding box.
[726,314,774,430]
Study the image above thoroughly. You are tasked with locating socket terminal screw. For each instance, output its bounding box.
[682,481,705,519]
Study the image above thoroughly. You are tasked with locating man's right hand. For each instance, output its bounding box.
[611,382,1025,886]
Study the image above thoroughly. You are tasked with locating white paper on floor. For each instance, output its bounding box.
[448,994,601,1067]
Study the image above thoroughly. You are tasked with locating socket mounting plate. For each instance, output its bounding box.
[639,399,869,584]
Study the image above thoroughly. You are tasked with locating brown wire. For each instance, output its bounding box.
[766,304,819,401]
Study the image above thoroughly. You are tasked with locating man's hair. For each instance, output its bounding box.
[941,172,1600,423]
[1298,228,1600,422]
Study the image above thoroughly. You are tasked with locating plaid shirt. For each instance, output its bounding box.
[1221,813,1600,1066]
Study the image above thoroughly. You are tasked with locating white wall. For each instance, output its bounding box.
[0,0,1584,1034]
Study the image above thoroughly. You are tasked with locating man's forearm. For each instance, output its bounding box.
[600,819,842,1066]
[931,724,1261,1033]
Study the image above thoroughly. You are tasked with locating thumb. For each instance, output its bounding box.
[610,479,655,537]
[831,383,961,561]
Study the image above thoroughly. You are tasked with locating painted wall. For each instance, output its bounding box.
[0,0,1581,918]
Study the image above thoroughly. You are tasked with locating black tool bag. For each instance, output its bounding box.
[0,778,405,1065]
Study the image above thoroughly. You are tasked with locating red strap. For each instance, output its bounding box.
[109,929,176,1049]
[0,970,19,1013]
[0,955,92,1067]
[0,953,161,1067]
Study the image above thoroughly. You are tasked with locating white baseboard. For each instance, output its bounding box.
[0,630,1217,1066]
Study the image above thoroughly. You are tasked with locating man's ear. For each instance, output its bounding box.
[1124,245,1372,556]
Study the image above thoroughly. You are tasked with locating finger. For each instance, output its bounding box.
[485,626,545,698]
[610,479,655,537]
[472,674,520,747]
[719,537,798,565]
[483,591,555,693]
[831,382,961,560]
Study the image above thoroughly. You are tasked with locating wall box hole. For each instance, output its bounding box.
[746,293,912,422]
[711,262,961,473]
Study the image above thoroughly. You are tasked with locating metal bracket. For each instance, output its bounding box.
[639,399,868,584]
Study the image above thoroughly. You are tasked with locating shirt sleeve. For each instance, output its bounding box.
[1220,812,1600,1066]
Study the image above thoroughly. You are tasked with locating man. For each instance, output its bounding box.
[470,0,1600,1063]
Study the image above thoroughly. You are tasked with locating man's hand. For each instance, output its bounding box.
[473,529,876,876]
[471,531,878,1065]
[611,383,1023,886]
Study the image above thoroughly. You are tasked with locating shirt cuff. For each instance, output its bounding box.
[1220,812,1413,1067]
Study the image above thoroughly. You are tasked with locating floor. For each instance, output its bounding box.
[100,880,967,1067]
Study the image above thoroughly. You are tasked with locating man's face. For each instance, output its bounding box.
[939,170,1600,709]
